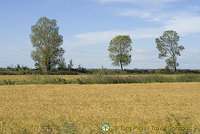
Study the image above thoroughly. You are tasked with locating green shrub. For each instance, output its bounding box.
[0,76,67,85]
[28,75,67,84]
[70,74,200,84]
[175,75,200,82]
[1,74,200,85]
[163,114,194,134]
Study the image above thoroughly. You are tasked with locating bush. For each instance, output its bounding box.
[71,74,200,84]
[0,75,68,85]
[1,74,200,85]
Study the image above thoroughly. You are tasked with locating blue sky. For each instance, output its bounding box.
[1,0,200,69]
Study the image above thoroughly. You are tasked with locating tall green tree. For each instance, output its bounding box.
[156,30,185,71]
[68,59,74,70]
[30,17,65,72]
[108,35,132,71]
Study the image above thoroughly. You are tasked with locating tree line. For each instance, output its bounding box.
[31,17,185,72]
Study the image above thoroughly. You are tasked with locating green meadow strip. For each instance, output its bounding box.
[0,74,200,85]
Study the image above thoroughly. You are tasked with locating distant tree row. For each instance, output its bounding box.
[30,17,185,72]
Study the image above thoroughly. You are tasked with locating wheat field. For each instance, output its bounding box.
[1,82,200,133]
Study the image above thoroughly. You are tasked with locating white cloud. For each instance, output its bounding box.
[115,7,200,35]
[116,8,170,22]
[164,15,200,35]
[64,28,161,46]
[118,9,151,19]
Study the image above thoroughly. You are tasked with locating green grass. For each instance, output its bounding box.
[0,75,67,85]
[69,74,200,84]
[0,74,200,85]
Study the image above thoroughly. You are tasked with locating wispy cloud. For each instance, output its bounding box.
[118,9,151,19]
[164,14,200,35]
[112,3,200,35]
[116,8,172,22]
[64,28,161,46]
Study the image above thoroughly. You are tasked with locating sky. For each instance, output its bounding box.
[0,0,200,69]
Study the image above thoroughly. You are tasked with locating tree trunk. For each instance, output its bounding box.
[175,66,177,72]
[120,62,123,71]
[46,57,51,72]
[45,61,51,72]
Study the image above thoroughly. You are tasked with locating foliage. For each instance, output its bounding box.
[108,35,132,71]
[57,57,67,71]
[0,75,67,85]
[77,64,87,73]
[30,17,65,72]
[68,59,74,70]
[156,30,185,71]
[69,74,200,84]
[1,65,200,75]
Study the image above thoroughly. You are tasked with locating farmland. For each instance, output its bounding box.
[0,74,194,81]
[1,82,200,133]
[2,0,200,133]
[0,75,88,81]
[1,74,200,85]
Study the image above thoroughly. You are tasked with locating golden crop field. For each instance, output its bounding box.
[1,83,200,133]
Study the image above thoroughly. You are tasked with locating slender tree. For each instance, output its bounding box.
[68,59,74,70]
[108,35,132,71]
[30,17,65,72]
[156,30,184,71]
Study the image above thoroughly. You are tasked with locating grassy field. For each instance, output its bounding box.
[1,83,200,133]
[0,74,197,80]
[0,75,89,80]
